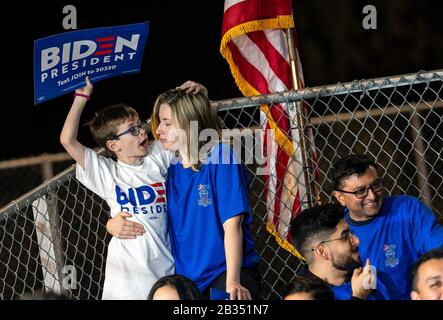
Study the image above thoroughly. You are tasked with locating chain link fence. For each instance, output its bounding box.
[0,154,75,209]
[1,70,442,300]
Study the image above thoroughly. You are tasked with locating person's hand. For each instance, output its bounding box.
[106,212,145,239]
[75,76,93,97]
[351,258,374,299]
[176,80,208,98]
[226,281,252,300]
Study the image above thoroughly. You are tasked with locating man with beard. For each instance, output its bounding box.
[331,154,443,299]
[290,203,379,299]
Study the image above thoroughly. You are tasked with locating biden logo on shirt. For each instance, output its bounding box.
[115,183,166,215]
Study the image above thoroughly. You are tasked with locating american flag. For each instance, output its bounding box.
[221,0,315,259]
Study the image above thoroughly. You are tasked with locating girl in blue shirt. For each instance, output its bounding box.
[151,89,260,300]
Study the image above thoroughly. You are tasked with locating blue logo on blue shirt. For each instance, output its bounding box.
[383,244,399,267]
[197,184,212,207]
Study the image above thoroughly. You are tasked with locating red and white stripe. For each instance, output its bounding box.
[151,182,166,203]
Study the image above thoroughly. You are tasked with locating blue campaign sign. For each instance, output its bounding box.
[33,22,149,105]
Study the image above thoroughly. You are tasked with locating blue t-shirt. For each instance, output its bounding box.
[332,281,386,300]
[345,195,443,300]
[166,143,260,292]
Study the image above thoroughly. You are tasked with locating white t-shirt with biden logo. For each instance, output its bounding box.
[76,141,174,300]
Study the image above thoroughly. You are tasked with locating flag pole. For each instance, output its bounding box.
[285,27,317,209]
[286,28,301,90]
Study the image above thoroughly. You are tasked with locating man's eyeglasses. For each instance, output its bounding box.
[311,230,356,251]
[335,179,384,199]
[112,121,149,140]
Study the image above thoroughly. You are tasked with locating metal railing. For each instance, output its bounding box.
[1,70,442,300]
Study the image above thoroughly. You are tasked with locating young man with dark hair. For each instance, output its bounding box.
[290,203,378,299]
[331,154,443,300]
[410,247,443,300]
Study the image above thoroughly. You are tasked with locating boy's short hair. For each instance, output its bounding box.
[330,154,378,190]
[86,103,139,159]
[411,247,443,291]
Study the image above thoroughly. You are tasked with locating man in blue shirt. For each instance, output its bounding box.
[331,154,443,299]
[290,203,379,299]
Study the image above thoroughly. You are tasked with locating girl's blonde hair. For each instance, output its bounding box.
[151,89,222,171]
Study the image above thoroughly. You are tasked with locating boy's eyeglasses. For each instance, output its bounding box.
[335,179,384,199]
[112,121,150,140]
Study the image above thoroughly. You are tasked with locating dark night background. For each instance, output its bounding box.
[2,0,442,160]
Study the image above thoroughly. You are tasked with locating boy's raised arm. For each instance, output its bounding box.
[60,77,93,169]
